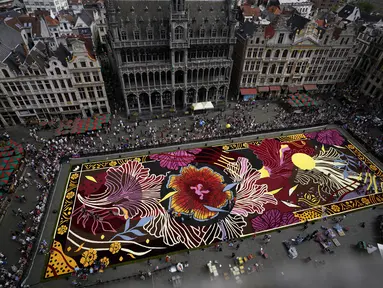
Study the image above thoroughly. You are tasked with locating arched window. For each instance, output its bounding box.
[175,26,184,40]
[270,64,276,74]
[55,67,61,75]
[282,49,288,58]
[274,50,280,58]
[2,69,10,78]
[266,49,271,58]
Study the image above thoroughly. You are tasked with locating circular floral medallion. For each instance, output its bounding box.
[161,164,236,226]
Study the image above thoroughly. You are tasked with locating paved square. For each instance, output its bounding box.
[45,129,383,278]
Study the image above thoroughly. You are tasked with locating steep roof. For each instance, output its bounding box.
[112,0,229,40]
[337,4,356,19]
[54,43,71,67]
[287,13,310,31]
[242,5,261,17]
[237,20,257,38]
[2,44,27,74]
[0,21,24,62]
[5,15,42,36]
[25,41,49,71]
[44,15,60,26]
[77,9,94,26]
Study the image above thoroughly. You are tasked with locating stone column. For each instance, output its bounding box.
[137,95,141,113]
[160,93,164,111]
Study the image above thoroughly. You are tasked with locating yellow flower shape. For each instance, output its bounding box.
[57,225,68,235]
[70,173,79,180]
[133,157,141,162]
[109,242,121,254]
[222,145,230,151]
[66,191,75,199]
[361,198,370,205]
[109,160,117,167]
[80,248,97,267]
[100,256,110,267]
[330,204,340,213]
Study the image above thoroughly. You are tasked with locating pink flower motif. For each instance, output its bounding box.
[77,161,165,220]
[150,149,202,170]
[251,209,300,232]
[305,129,344,146]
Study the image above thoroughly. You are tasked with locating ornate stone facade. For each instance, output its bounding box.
[106,0,237,115]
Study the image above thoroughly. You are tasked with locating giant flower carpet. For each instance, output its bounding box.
[45,129,383,278]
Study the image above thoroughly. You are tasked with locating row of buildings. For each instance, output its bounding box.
[0,0,110,126]
[0,0,382,125]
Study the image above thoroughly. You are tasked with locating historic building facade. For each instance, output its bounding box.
[106,0,237,115]
[231,10,358,98]
[348,24,383,100]
[0,39,110,127]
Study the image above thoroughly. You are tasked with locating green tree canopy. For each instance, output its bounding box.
[358,1,375,13]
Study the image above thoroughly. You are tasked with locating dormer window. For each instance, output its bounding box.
[211,28,217,37]
[147,29,153,40]
[134,30,140,40]
[160,29,166,39]
[121,30,127,40]
[200,28,205,38]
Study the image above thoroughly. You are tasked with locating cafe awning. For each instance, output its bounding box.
[270,86,281,91]
[288,86,297,93]
[240,88,258,95]
[191,101,214,111]
[258,86,269,92]
[304,84,318,91]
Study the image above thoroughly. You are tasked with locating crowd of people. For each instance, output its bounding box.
[0,87,382,287]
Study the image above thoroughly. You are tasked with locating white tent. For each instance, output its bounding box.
[191,102,214,111]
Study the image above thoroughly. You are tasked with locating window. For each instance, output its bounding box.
[266,49,271,58]
[200,28,205,38]
[147,29,153,40]
[121,31,127,40]
[258,48,264,58]
[262,63,269,74]
[88,88,95,99]
[282,50,288,58]
[93,72,100,82]
[74,73,81,83]
[299,51,305,58]
[278,33,284,44]
[324,35,329,45]
[250,61,255,71]
[242,74,247,84]
[244,61,250,71]
[160,29,166,39]
[247,48,253,58]
[2,69,10,78]
[44,81,51,90]
[291,50,298,58]
[287,62,293,74]
[175,26,184,40]
[270,64,276,74]
[55,67,61,75]
[78,87,86,99]
[53,80,59,89]
[211,28,217,37]
[60,79,66,88]
[222,28,228,37]
[306,50,312,58]
[96,86,103,98]
[134,30,140,40]
[278,64,284,74]
[274,50,280,58]
[81,62,86,68]
[189,29,193,38]
[83,72,91,82]
[252,49,257,58]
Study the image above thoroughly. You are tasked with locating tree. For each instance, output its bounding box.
[358,1,375,14]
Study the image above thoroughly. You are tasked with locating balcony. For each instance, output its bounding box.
[170,41,189,49]
[120,62,171,72]
[190,38,230,45]
[171,12,189,22]
[112,39,169,49]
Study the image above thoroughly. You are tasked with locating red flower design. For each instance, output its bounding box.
[168,165,232,221]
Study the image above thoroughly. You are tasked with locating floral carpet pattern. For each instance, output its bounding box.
[46,129,383,278]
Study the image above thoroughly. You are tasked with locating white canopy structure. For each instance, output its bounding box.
[191,102,214,111]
